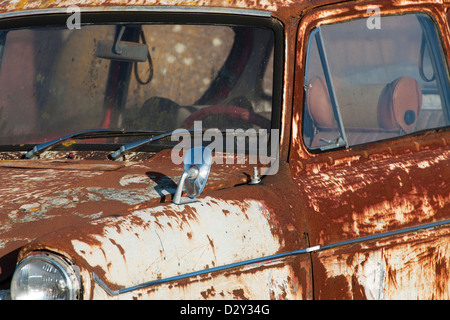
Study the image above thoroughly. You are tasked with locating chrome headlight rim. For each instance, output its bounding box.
[11,251,81,300]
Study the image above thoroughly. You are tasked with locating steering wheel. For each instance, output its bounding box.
[183,105,271,129]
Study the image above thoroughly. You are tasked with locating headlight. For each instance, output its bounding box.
[10,252,81,300]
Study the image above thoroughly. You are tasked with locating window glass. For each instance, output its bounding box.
[0,23,274,145]
[303,14,449,151]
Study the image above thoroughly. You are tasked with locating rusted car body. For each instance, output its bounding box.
[0,0,448,300]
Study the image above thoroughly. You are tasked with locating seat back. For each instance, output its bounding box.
[305,76,423,147]
[377,76,422,133]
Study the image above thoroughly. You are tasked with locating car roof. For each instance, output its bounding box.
[0,0,349,17]
[0,1,444,21]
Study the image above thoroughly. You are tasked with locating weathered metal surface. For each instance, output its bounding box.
[81,195,297,299]
[18,180,310,300]
[291,146,449,243]
[0,0,449,300]
[0,150,270,284]
[313,225,450,299]
[0,0,295,14]
[89,255,310,300]
[289,0,450,300]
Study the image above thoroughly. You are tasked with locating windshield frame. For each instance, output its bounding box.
[0,9,284,154]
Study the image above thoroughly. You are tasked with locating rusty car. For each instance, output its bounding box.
[0,0,448,300]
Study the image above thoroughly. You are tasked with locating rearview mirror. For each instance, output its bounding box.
[96,26,148,62]
[173,147,212,205]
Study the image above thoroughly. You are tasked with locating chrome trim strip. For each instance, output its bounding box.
[0,6,272,19]
[94,219,450,296]
[93,273,119,297]
[319,219,450,251]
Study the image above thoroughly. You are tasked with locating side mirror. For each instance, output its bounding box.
[173,147,212,205]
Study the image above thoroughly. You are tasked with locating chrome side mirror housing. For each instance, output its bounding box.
[173,146,212,205]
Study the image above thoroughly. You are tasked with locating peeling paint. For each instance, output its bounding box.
[0,0,448,301]
[70,197,283,290]
[287,0,449,301]
[313,226,450,299]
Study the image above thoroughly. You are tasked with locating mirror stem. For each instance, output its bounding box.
[173,171,189,205]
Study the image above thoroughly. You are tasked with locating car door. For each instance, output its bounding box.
[290,2,450,299]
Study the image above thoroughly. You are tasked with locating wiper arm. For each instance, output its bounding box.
[108,129,196,161]
[24,128,165,159]
[108,127,273,161]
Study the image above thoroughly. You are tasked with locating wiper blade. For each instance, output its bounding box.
[24,128,165,159]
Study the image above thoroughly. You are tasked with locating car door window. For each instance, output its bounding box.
[302,13,450,151]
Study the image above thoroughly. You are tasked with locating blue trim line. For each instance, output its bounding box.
[93,219,450,296]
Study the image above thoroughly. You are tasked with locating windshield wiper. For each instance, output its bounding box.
[108,129,197,161]
[108,127,268,161]
[23,128,165,159]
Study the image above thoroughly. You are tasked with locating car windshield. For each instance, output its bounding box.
[0,21,275,147]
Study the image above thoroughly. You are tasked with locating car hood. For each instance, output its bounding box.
[0,149,253,283]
